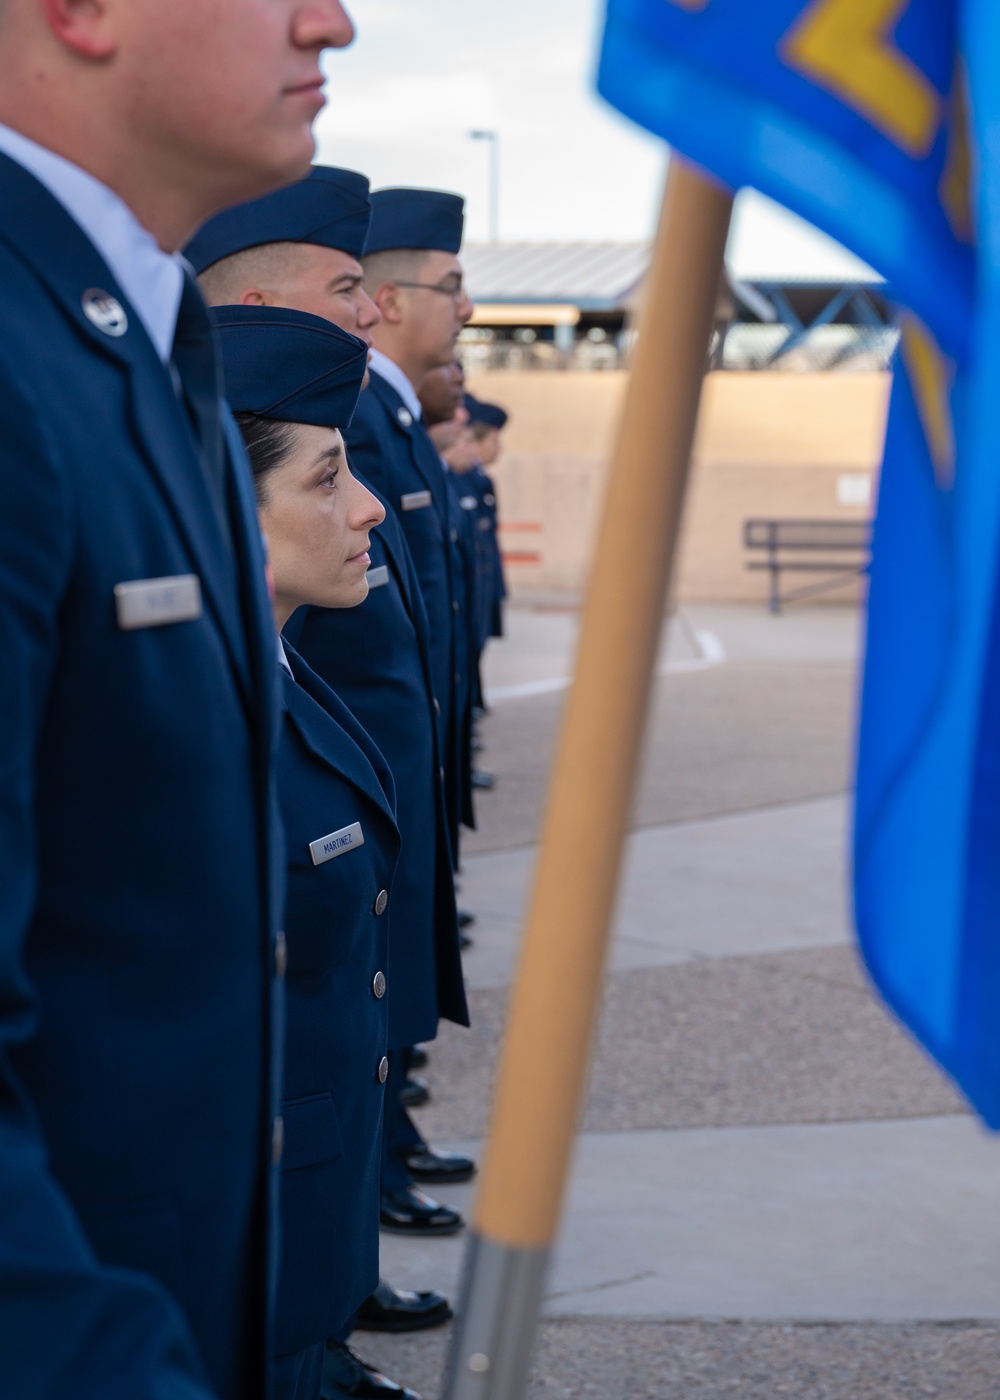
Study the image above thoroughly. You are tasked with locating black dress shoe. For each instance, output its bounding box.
[409,1045,429,1070]
[322,1341,421,1400]
[471,769,495,790]
[405,1147,476,1184]
[354,1279,453,1333]
[458,908,476,928]
[399,1076,430,1108]
[379,1185,464,1236]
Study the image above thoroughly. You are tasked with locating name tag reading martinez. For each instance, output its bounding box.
[309,822,365,866]
[115,574,202,630]
[400,490,432,512]
[366,565,390,589]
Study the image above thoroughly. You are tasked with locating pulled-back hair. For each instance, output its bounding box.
[232,413,297,506]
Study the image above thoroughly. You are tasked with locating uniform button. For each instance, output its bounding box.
[274,931,287,979]
[377,1056,389,1084]
[451,528,459,543]
[439,766,445,781]
[433,697,441,717]
[452,600,460,614]
[374,889,389,916]
[373,970,387,999]
[271,1115,284,1165]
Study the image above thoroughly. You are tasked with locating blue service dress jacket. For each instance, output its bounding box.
[464,464,506,647]
[283,487,469,1051]
[344,371,464,809]
[275,647,400,1356]
[446,468,481,832]
[0,154,284,1400]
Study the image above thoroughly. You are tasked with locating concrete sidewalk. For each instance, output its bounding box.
[360,604,998,1399]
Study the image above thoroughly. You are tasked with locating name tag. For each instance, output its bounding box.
[309,822,364,866]
[366,565,389,589]
[115,574,202,631]
[400,490,432,512]
[460,495,478,511]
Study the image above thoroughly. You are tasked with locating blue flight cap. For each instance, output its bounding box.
[184,166,372,274]
[213,305,369,430]
[465,394,508,430]
[364,187,465,256]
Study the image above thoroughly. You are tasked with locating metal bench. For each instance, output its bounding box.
[743,518,871,614]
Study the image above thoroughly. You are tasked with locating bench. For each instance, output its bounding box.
[743,518,871,614]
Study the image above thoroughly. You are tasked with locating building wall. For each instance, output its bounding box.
[466,369,891,604]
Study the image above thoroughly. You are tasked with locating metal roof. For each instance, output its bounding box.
[462,241,651,311]
[462,241,884,312]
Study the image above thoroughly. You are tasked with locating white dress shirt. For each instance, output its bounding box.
[278,636,294,677]
[367,348,423,422]
[0,123,185,363]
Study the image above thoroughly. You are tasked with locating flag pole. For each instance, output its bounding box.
[443,157,734,1400]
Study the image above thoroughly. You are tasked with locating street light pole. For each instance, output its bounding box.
[469,129,499,241]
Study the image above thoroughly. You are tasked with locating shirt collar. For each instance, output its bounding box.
[277,636,294,677]
[368,348,423,423]
[0,123,185,363]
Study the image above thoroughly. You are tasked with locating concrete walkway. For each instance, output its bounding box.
[361,604,1000,1399]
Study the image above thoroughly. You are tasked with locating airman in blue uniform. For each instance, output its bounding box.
[191,176,474,1395]
[350,188,477,858]
[216,305,412,1400]
[0,3,354,1396]
[462,395,509,652]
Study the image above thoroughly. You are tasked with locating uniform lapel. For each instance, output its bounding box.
[0,153,255,707]
[368,371,447,514]
[282,651,397,830]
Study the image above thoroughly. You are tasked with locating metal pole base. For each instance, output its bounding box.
[442,1234,550,1400]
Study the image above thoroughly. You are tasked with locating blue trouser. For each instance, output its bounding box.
[272,1343,325,1400]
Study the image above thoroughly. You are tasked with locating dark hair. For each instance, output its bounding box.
[233,413,298,505]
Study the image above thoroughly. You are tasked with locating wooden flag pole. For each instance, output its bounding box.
[443,158,734,1400]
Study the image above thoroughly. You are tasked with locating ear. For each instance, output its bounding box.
[371,282,404,325]
[42,0,118,58]
[240,289,268,307]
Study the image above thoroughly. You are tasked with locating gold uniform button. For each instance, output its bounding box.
[373,971,387,999]
[374,889,388,916]
[377,1056,390,1084]
[271,1115,284,1165]
[275,931,287,979]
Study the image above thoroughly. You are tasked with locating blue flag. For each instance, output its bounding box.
[597,0,1000,1125]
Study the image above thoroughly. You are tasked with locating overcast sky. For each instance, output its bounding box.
[315,0,877,281]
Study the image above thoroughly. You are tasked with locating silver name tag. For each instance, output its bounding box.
[366,565,389,589]
[460,495,477,510]
[115,574,202,631]
[400,490,432,512]
[309,822,364,866]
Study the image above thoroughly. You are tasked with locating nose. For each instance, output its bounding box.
[355,481,386,531]
[457,289,475,326]
[358,287,382,332]
[295,1,355,50]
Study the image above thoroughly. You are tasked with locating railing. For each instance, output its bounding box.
[743,517,872,613]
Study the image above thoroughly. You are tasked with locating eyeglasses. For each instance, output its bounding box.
[394,279,467,302]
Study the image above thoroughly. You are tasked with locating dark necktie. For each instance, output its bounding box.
[171,271,231,550]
